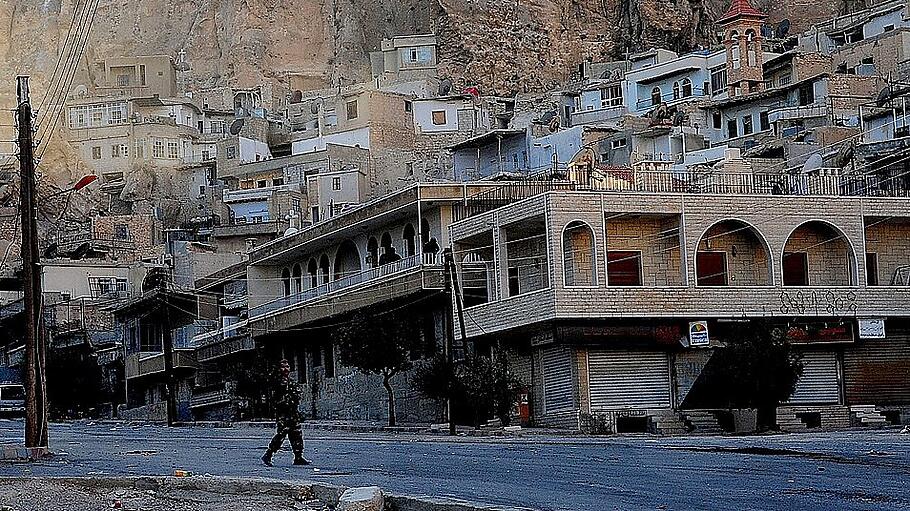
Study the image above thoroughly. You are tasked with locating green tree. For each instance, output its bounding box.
[707,320,804,430]
[334,309,422,426]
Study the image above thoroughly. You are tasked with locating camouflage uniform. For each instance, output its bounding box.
[264,375,305,462]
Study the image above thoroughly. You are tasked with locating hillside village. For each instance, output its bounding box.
[1,0,910,434]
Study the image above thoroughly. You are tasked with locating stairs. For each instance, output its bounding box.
[649,412,687,435]
[775,410,808,432]
[850,405,889,427]
[683,410,725,435]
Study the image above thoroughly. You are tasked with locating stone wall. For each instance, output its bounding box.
[605,216,684,286]
[864,217,910,285]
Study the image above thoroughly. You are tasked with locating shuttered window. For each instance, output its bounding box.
[588,351,671,410]
[844,333,910,405]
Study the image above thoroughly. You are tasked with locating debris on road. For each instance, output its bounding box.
[338,486,384,511]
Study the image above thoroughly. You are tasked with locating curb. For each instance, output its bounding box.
[0,446,49,461]
[0,476,536,511]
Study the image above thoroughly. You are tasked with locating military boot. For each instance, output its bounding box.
[261,451,274,467]
[293,453,311,465]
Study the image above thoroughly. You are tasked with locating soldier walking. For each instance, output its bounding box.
[262,359,310,466]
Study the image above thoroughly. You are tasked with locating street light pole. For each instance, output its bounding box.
[17,76,48,449]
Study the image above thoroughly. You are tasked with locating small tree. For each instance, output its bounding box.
[335,309,422,426]
[707,320,804,430]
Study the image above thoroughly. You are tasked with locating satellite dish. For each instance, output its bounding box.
[539,110,556,124]
[228,118,245,135]
[438,78,453,96]
[175,61,190,72]
[548,117,560,133]
[776,19,791,39]
[761,25,774,38]
[73,85,88,97]
[801,153,824,173]
[877,87,893,106]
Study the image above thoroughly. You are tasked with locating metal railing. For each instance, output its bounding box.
[453,180,578,221]
[250,253,441,318]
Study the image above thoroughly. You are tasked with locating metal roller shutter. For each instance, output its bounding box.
[542,346,574,413]
[786,351,840,404]
[844,333,910,405]
[588,351,671,410]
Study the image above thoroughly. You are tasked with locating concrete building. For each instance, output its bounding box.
[370,34,438,87]
[446,171,910,432]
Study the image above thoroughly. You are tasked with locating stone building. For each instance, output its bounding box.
[446,172,910,432]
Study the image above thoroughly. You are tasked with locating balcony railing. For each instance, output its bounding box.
[250,253,441,319]
[768,103,828,123]
[222,184,296,203]
[582,168,904,196]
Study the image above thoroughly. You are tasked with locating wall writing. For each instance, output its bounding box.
[779,289,858,316]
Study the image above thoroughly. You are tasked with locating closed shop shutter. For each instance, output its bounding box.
[588,351,671,410]
[786,351,840,404]
[844,332,910,405]
[542,346,574,413]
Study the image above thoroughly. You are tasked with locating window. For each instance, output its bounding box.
[682,78,693,97]
[332,177,341,191]
[672,82,681,100]
[696,252,728,286]
[167,141,179,159]
[139,65,146,85]
[120,144,129,157]
[282,268,291,297]
[109,107,123,124]
[611,138,627,150]
[600,84,623,107]
[201,150,210,161]
[92,146,102,159]
[256,180,267,188]
[712,111,723,129]
[111,144,120,157]
[114,224,129,240]
[884,24,895,32]
[711,67,727,95]
[731,31,741,70]
[866,253,879,286]
[408,47,419,62]
[91,106,104,125]
[563,221,596,286]
[727,118,738,138]
[311,206,320,223]
[651,87,662,106]
[779,73,792,86]
[346,100,358,120]
[404,101,412,112]
[746,30,757,67]
[431,110,447,125]
[226,146,236,159]
[798,85,815,106]
[134,140,145,159]
[759,111,770,131]
[742,114,753,135]
[607,251,642,286]
[508,267,520,296]
[783,252,809,286]
[152,140,165,158]
[117,74,130,87]
[199,185,205,196]
[273,177,284,186]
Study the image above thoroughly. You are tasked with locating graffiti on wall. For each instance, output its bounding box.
[779,289,858,316]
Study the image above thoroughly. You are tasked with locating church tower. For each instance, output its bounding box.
[719,0,767,96]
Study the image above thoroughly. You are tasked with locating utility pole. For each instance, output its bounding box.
[442,248,457,436]
[17,76,48,448]
[161,252,177,426]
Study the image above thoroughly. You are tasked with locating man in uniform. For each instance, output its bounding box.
[261,359,310,466]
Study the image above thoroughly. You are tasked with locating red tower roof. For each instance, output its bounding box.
[718,0,767,24]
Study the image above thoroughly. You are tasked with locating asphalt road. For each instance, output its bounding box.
[0,421,908,511]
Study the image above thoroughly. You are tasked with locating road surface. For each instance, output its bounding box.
[0,421,908,510]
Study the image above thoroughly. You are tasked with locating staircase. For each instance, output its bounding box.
[649,412,687,435]
[775,410,808,432]
[683,410,725,435]
[850,405,889,427]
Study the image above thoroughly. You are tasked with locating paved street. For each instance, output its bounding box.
[0,421,908,510]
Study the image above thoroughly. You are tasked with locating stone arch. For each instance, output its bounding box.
[333,240,362,280]
[672,82,681,100]
[682,78,693,97]
[563,220,597,287]
[783,220,857,286]
[281,267,291,297]
[319,254,330,284]
[292,263,302,294]
[695,219,772,286]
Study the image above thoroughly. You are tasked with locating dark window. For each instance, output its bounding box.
[783,252,810,286]
[508,267,520,296]
[311,344,323,367]
[651,87,662,106]
[742,115,753,135]
[712,111,722,129]
[681,78,693,97]
[297,352,307,383]
[346,100,358,120]
[114,224,129,240]
[710,67,727,95]
[727,119,738,138]
[404,101,412,112]
[866,253,879,286]
[798,85,815,106]
[607,251,642,286]
[759,111,770,131]
[696,252,728,286]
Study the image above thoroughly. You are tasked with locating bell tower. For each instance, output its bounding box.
[719,0,767,96]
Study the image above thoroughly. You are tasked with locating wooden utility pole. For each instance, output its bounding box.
[162,273,177,426]
[17,76,48,448]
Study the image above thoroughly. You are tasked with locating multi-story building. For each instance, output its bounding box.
[446,161,910,432]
